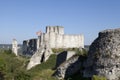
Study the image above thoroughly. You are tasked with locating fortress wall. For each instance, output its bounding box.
[23,26,84,56]
[62,34,84,48]
[46,26,64,34]
[28,39,37,51]
[55,34,63,48]
[54,27,58,33]
[12,39,18,56]
[44,33,49,44]
[49,32,56,48]
[45,33,84,49]
[49,27,54,32]
[79,35,84,48]
[63,35,71,48]
[58,26,64,34]
[23,40,28,52]
[37,37,40,49]
[46,26,49,33]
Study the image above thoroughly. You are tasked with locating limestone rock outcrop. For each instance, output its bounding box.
[55,51,76,68]
[27,44,53,70]
[54,55,82,79]
[84,28,120,80]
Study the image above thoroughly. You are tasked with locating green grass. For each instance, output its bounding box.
[92,75,107,80]
[0,49,90,80]
[28,54,58,80]
[0,49,30,80]
[0,49,58,80]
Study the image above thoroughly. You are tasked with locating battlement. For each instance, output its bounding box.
[46,26,64,34]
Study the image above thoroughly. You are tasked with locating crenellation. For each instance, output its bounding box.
[58,26,64,34]
[54,26,58,33]
[46,26,49,33]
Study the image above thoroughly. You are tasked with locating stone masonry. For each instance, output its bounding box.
[12,39,18,56]
[23,26,84,55]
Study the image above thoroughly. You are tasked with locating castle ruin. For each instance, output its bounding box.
[23,26,84,55]
[12,39,18,56]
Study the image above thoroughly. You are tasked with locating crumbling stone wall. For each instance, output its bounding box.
[12,39,18,56]
[23,39,37,55]
[23,26,84,55]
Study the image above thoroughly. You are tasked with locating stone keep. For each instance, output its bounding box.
[23,26,84,55]
[12,39,18,56]
[38,26,84,49]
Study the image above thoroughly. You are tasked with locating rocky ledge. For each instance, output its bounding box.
[84,28,120,80]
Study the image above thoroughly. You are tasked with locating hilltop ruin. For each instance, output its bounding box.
[23,26,84,55]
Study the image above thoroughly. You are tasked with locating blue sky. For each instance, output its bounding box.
[0,0,120,45]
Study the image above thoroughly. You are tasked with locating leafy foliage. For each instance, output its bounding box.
[0,49,30,80]
[0,49,90,80]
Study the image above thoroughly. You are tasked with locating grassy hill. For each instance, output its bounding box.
[0,49,58,80]
[0,49,105,80]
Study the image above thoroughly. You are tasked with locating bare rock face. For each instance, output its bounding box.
[27,44,53,70]
[84,28,120,80]
[55,51,76,68]
[54,55,82,79]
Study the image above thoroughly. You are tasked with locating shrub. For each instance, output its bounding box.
[52,48,65,53]
[14,71,32,80]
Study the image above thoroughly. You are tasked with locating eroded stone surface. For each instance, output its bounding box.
[55,51,76,68]
[84,28,120,80]
[54,55,82,79]
[27,44,53,70]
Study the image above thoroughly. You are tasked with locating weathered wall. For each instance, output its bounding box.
[62,34,84,48]
[12,39,18,56]
[42,33,84,48]
[23,26,84,55]
[23,39,37,55]
[46,26,64,34]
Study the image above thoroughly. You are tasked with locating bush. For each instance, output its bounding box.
[75,48,88,56]
[14,71,32,80]
[0,49,29,80]
[52,48,65,53]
